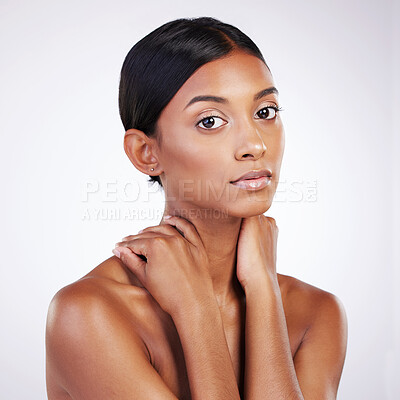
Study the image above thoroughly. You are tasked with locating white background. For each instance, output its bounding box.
[0,0,399,398]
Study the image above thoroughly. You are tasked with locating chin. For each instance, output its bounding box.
[222,199,274,219]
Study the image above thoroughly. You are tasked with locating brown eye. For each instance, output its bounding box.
[257,106,278,120]
[197,115,225,130]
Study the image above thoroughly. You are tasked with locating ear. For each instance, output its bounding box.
[123,128,161,176]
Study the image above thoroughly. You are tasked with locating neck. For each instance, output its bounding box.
[160,204,244,308]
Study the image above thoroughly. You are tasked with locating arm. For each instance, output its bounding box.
[172,296,241,400]
[244,275,304,400]
[244,275,348,400]
[236,216,347,399]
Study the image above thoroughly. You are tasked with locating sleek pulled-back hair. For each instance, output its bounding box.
[118,16,269,188]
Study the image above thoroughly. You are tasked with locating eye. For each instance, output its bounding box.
[196,115,226,130]
[256,105,282,120]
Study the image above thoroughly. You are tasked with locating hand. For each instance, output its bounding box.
[236,215,279,291]
[113,216,215,318]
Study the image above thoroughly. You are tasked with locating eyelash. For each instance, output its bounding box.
[196,105,284,130]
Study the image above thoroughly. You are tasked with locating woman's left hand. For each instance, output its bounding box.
[236,215,279,291]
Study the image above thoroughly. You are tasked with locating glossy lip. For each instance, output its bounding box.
[230,169,273,183]
[230,175,271,190]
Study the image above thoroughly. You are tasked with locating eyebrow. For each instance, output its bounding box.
[183,86,279,110]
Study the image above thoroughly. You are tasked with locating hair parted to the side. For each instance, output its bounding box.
[118,16,270,188]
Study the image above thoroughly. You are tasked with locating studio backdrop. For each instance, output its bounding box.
[0,0,399,399]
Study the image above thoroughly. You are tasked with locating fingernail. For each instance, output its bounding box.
[112,248,120,258]
[163,215,172,220]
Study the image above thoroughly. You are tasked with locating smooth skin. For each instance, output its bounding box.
[46,49,348,399]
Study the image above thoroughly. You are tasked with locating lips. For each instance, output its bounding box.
[230,169,273,183]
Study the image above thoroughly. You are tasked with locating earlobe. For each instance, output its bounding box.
[123,129,160,175]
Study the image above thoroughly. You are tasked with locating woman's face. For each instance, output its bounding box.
[155,49,285,218]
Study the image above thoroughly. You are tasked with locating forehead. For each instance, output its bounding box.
[166,50,275,110]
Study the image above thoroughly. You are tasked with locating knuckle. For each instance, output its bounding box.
[152,236,167,247]
[119,251,126,263]
[170,234,184,246]
[264,216,279,233]
[139,227,152,234]
[265,216,276,225]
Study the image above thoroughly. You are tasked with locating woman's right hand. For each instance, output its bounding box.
[113,215,215,318]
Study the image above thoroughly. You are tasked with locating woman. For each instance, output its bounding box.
[46,16,348,400]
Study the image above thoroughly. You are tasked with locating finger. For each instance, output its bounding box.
[112,246,147,283]
[116,237,151,260]
[160,215,203,247]
[121,233,141,241]
[121,226,159,241]
[121,227,149,242]
[118,230,169,245]
[119,225,179,244]
[263,215,279,235]
[264,215,277,225]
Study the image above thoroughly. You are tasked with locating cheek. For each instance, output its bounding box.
[267,125,285,159]
[161,136,232,198]
[277,128,285,163]
[164,133,223,176]
[279,125,285,152]
[266,127,285,183]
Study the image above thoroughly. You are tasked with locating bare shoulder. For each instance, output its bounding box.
[46,256,152,371]
[47,256,151,332]
[277,272,347,326]
[45,256,177,400]
[46,256,154,353]
[277,273,348,398]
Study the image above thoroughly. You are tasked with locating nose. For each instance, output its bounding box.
[234,120,267,161]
